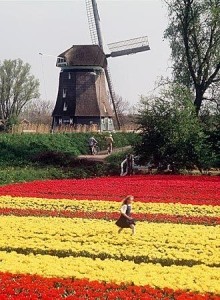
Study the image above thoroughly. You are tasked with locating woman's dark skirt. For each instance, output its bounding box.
[115,215,136,228]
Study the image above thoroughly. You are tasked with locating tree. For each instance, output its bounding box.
[20,99,53,125]
[164,0,220,114]
[114,95,129,119]
[135,84,214,171]
[0,59,40,128]
[108,93,131,127]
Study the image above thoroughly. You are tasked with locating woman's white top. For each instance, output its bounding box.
[120,204,132,214]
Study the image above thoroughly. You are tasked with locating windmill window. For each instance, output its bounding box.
[57,57,67,67]
[63,89,67,98]
[63,102,67,111]
[58,58,65,63]
[68,73,71,79]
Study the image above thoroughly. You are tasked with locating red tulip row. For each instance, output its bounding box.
[0,272,219,300]
[0,175,219,205]
[0,207,219,226]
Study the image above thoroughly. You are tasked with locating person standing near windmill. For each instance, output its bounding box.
[106,133,114,154]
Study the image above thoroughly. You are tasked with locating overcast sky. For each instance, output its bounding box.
[0,0,171,108]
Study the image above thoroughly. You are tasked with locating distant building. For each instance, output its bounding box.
[20,119,30,125]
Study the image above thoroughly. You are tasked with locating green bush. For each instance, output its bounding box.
[0,163,108,185]
[207,130,220,167]
[0,166,66,185]
[105,149,132,165]
[135,87,215,171]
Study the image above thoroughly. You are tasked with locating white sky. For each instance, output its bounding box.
[0,0,171,108]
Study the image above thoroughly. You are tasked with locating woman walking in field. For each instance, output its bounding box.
[116,195,136,235]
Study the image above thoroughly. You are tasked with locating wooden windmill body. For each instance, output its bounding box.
[52,45,114,130]
[52,0,150,131]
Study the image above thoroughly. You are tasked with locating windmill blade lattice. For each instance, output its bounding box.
[108,36,150,57]
[85,0,99,45]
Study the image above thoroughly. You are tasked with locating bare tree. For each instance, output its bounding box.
[108,93,130,126]
[20,99,53,125]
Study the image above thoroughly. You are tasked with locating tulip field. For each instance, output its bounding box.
[0,175,219,299]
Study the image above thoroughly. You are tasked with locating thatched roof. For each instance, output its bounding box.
[57,45,107,68]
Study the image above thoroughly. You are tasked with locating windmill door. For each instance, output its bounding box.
[104,117,109,131]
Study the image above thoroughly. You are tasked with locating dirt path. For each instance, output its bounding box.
[77,146,131,162]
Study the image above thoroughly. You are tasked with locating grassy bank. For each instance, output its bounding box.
[0,132,137,166]
[0,132,138,185]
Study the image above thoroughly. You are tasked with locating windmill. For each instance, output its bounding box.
[52,0,150,131]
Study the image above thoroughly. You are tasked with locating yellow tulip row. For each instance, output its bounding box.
[0,195,219,217]
[0,216,219,266]
[0,250,219,294]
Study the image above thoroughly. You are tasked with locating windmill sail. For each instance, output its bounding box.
[85,0,99,45]
[85,0,104,49]
[108,36,150,57]
[85,0,150,131]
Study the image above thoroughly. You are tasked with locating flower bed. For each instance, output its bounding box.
[0,175,219,299]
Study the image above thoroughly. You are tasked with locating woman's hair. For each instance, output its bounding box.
[122,195,134,205]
